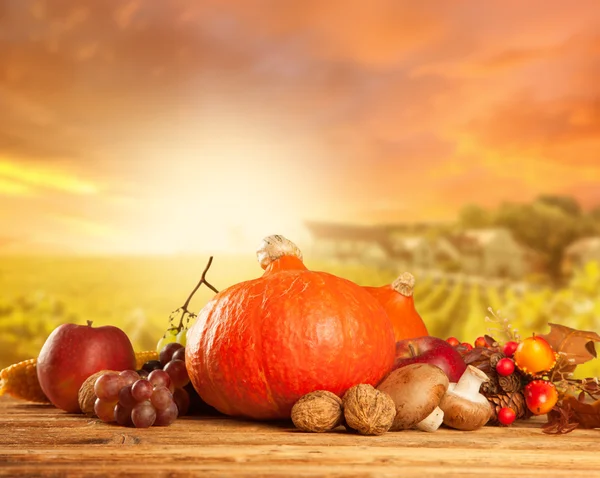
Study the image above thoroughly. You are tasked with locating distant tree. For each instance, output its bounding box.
[590,206,600,222]
[536,195,582,216]
[458,204,493,229]
[493,200,596,281]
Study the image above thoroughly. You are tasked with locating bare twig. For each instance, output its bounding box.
[159,256,219,337]
[174,256,219,332]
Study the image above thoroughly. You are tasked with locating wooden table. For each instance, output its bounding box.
[1,397,598,477]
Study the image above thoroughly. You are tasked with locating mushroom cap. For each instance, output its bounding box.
[377,363,449,430]
[439,386,492,431]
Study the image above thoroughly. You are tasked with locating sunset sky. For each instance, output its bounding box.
[1,0,599,254]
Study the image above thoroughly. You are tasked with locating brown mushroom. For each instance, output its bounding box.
[377,363,449,432]
[439,365,492,431]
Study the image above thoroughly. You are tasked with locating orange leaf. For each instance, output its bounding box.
[540,323,600,365]
[562,395,600,429]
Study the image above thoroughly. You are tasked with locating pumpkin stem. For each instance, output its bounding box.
[391,272,415,297]
[256,235,304,270]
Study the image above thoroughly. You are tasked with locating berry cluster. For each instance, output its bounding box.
[457,333,561,427]
[446,335,492,353]
[93,343,194,428]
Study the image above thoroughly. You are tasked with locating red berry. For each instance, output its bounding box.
[498,407,516,426]
[503,341,519,357]
[461,342,473,352]
[446,337,460,347]
[524,380,558,415]
[474,336,488,348]
[496,358,516,377]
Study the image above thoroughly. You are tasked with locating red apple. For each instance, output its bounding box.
[393,336,467,382]
[37,321,137,413]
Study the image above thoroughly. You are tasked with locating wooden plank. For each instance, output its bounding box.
[1,397,599,477]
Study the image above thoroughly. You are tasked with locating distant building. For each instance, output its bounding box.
[563,237,600,274]
[388,236,432,269]
[304,221,391,268]
[449,229,526,278]
[304,221,530,278]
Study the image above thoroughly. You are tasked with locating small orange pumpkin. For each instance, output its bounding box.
[363,272,429,342]
[186,235,396,420]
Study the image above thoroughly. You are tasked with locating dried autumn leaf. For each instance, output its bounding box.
[562,395,600,429]
[540,323,600,365]
[463,347,495,372]
[484,335,497,347]
[543,403,579,435]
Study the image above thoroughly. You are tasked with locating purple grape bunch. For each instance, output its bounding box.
[93,343,191,428]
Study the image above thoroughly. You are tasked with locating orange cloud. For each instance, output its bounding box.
[0,1,599,253]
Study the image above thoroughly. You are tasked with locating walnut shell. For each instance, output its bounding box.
[342,384,395,436]
[77,370,117,415]
[291,390,343,432]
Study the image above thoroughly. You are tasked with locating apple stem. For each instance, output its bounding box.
[86,320,93,327]
[175,256,219,332]
[408,344,417,358]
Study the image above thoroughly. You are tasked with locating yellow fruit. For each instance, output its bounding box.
[0,358,49,403]
[514,336,557,375]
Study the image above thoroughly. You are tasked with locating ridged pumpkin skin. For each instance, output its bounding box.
[363,273,429,342]
[186,239,395,420]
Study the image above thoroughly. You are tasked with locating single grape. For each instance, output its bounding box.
[94,398,117,423]
[148,369,172,390]
[156,329,178,353]
[163,359,190,388]
[119,370,140,387]
[118,385,137,409]
[159,342,184,365]
[142,360,163,373]
[131,379,154,402]
[154,401,178,427]
[137,369,150,379]
[94,373,123,401]
[131,401,157,428]
[175,329,187,346]
[172,348,186,362]
[173,387,190,416]
[151,385,173,411]
[114,403,133,426]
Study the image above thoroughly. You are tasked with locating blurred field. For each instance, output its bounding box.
[1,255,599,377]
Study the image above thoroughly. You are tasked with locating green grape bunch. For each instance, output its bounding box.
[156,257,219,352]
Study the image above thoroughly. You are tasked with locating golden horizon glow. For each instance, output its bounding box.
[0,159,99,196]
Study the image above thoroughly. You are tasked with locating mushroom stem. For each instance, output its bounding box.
[451,365,489,399]
[439,366,492,431]
[415,406,444,432]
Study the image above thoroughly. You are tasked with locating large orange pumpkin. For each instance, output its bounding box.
[186,235,396,420]
[363,272,429,342]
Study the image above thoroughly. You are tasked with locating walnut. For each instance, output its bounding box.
[342,384,395,436]
[291,390,344,432]
[77,370,117,415]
